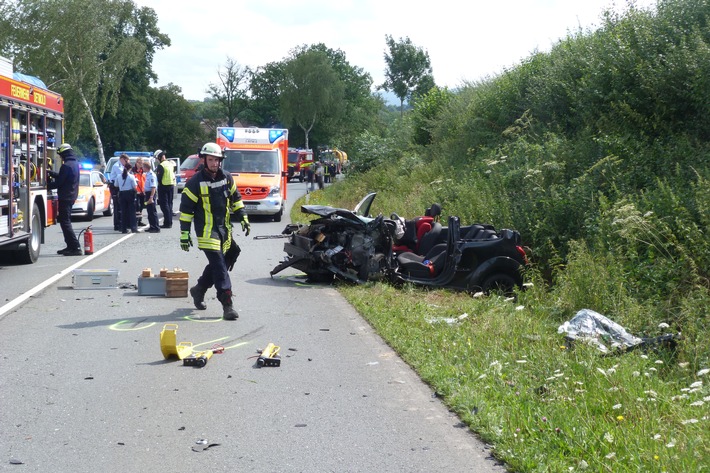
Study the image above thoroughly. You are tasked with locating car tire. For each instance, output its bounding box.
[481,273,517,295]
[86,198,95,221]
[273,208,283,222]
[103,197,113,216]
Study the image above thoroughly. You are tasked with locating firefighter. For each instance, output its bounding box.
[179,142,250,320]
[48,143,82,256]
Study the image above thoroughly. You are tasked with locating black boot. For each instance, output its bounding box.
[190,284,208,310]
[218,290,239,320]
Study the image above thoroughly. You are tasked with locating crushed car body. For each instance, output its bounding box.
[269,193,529,294]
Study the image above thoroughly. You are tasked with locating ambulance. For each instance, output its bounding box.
[216,127,288,222]
[0,57,64,263]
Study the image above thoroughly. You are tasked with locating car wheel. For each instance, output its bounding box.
[481,273,517,296]
[273,208,283,222]
[103,197,113,216]
[86,198,95,221]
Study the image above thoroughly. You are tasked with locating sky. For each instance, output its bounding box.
[134,0,658,102]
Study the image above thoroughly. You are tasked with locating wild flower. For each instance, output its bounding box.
[653,434,662,440]
[682,419,699,424]
[645,390,658,398]
[605,452,616,459]
[616,415,624,421]
[632,371,640,377]
[655,360,664,365]
[697,368,709,377]
[666,440,676,448]
[542,416,548,422]
[689,401,704,407]
[658,322,670,329]
[689,381,702,389]
[679,362,689,368]
[613,404,622,410]
[604,432,614,443]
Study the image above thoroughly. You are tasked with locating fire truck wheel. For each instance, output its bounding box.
[17,203,42,264]
[273,208,283,222]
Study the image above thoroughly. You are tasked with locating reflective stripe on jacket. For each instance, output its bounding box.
[179,168,245,251]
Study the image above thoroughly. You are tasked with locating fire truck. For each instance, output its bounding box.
[286,147,314,182]
[216,127,288,222]
[0,58,64,263]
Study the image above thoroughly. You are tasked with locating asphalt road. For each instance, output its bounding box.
[0,182,506,472]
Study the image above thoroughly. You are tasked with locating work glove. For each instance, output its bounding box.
[225,239,241,271]
[240,215,250,237]
[180,231,193,252]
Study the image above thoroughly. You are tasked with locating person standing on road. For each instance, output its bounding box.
[179,142,250,320]
[154,149,175,228]
[109,154,128,231]
[315,161,324,190]
[115,155,138,234]
[48,143,82,256]
[132,157,147,227]
[142,160,160,233]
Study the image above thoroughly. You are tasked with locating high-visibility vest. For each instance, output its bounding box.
[159,159,175,186]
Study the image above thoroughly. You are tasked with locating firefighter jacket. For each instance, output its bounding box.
[179,167,246,252]
[48,152,80,202]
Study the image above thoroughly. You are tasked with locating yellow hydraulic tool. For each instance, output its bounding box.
[160,324,194,360]
[257,342,281,367]
[183,350,213,367]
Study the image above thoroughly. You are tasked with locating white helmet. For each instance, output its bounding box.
[57,143,72,154]
[153,149,164,159]
[200,142,223,158]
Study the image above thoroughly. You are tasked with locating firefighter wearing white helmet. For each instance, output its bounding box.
[178,142,249,320]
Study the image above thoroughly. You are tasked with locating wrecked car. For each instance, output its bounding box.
[269,193,529,294]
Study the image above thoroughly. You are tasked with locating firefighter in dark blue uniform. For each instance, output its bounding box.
[179,142,250,320]
[48,143,82,256]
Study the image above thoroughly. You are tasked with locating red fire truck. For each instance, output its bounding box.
[0,58,64,263]
[286,147,314,182]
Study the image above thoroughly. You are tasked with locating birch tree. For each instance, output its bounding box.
[5,0,153,166]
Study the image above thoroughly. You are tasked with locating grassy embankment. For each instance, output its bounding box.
[289,2,709,471]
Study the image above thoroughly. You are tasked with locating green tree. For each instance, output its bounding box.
[147,84,205,158]
[288,43,381,151]
[207,56,251,127]
[4,0,162,166]
[97,5,170,157]
[382,35,435,116]
[280,50,345,149]
[249,61,286,127]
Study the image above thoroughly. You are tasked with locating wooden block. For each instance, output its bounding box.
[141,268,153,278]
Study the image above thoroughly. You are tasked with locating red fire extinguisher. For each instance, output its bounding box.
[83,225,94,255]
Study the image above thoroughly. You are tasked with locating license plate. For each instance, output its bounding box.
[245,204,258,210]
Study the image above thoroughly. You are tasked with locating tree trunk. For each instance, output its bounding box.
[79,88,106,167]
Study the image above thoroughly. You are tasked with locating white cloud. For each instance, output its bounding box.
[135,0,657,101]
